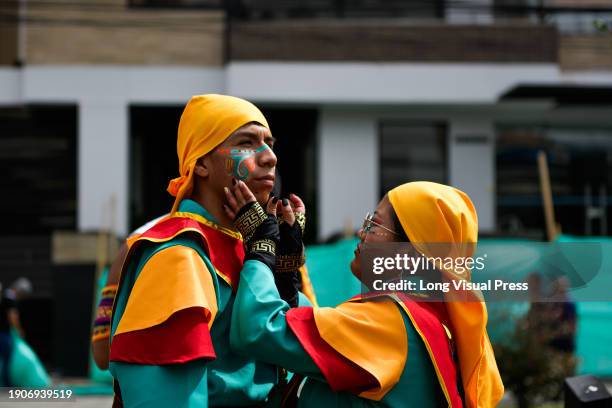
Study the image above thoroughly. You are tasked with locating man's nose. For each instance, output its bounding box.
[258,146,277,168]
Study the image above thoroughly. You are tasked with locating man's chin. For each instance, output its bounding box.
[253,189,272,206]
[247,178,274,199]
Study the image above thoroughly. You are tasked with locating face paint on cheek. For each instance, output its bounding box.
[218,144,271,182]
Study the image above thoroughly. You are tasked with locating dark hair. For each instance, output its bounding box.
[390,209,409,242]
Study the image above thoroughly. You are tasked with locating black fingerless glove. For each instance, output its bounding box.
[234,201,279,272]
[276,212,306,273]
[274,212,306,307]
[273,271,299,308]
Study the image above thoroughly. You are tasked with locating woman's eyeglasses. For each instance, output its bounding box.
[360,212,399,238]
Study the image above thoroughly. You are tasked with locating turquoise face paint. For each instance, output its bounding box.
[219,144,271,181]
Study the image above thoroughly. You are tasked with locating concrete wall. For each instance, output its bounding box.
[227,62,561,104]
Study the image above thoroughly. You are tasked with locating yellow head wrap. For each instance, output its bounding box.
[388,181,504,408]
[167,94,269,213]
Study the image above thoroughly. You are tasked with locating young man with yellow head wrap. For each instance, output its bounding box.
[108,94,309,407]
[228,181,504,407]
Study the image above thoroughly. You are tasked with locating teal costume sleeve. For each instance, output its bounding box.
[230,260,320,376]
[231,262,445,408]
[109,241,211,408]
[111,360,208,407]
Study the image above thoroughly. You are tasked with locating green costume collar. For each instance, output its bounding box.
[178,199,220,224]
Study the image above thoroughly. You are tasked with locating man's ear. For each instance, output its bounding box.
[193,157,209,178]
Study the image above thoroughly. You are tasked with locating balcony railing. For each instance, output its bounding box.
[230,21,558,62]
[125,0,612,34]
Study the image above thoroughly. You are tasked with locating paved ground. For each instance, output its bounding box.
[0,381,610,407]
[0,395,113,407]
[0,377,114,407]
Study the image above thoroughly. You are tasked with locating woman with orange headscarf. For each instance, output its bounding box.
[229,181,504,407]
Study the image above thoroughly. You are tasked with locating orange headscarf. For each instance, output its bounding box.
[167,94,269,213]
[388,181,504,408]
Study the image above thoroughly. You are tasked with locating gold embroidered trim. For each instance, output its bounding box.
[235,203,267,241]
[275,254,306,273]
[251,239,276,255]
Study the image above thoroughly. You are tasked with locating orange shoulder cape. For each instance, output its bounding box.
[286,293,463,406]
[110,215,244,365]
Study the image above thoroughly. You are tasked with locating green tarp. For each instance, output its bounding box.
[304,236,612,377]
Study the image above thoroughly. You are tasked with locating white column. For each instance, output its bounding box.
[448,119,496,232]
[78,100,128,236]
[0,69,22,105]
[317,109,378,241]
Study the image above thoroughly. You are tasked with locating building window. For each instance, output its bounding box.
[0,105,77,233]
[379,121,447,197]
[496,125,612,237]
